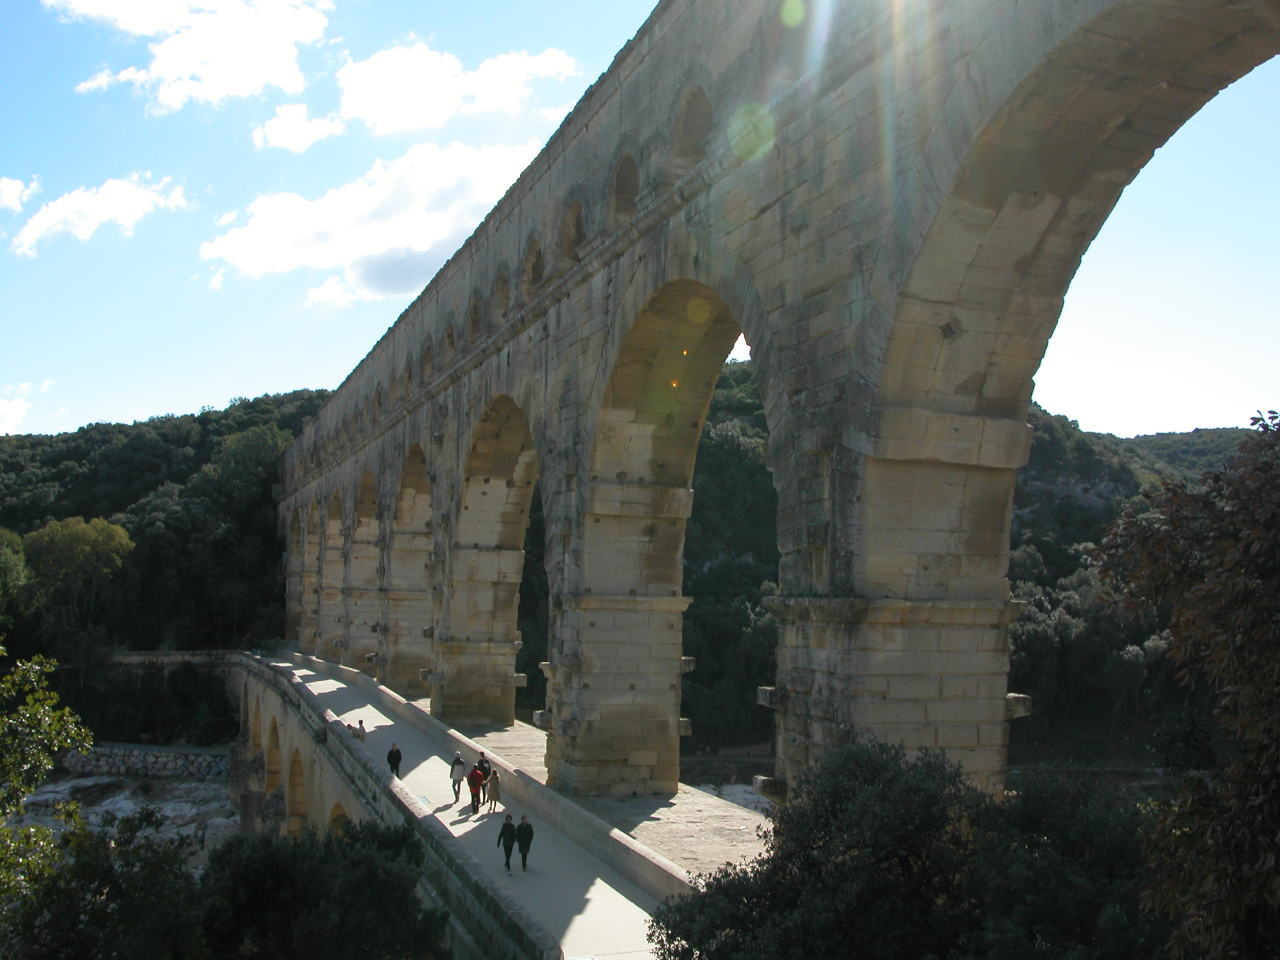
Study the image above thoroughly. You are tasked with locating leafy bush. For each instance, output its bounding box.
[649,739,1167,960]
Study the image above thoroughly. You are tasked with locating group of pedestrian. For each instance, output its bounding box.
[452,750,503,814]
[447,750,536,874]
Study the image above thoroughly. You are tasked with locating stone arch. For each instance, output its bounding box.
[672,85,714,175]
[265,717,281,794]
[547,279,742,795]
[316,491,345,656]
[522,235,547,299]
[328,802,349,831]
[298,502,322,653]
[250,697,261,752]
[283,508,305,647]
[435,396,541,726]
[799,0,1280,796]
[559,199,587,260]
[610,153,640,227]
[346,470,382,673]
[466,291,485,342]
[286,748,307,836]
[385,443,436,693]
[492,269,511,322]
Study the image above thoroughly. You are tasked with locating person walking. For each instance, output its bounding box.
[485,768,502,813]
[476,751,492,802]
[449,751,466,802]
[356,719,367,742]
[515,815,534,872]
[386,742,402,778]
[466,763,485,815]
[496,814,517,875]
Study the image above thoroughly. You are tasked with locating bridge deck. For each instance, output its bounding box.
[450,720,769,881]
[280,661,767,959]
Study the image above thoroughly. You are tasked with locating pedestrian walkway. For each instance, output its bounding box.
[450,720,769,880]
[278,661,659,960]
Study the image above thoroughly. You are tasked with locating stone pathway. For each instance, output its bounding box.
[454,717,770,879]
[287,663,662,960]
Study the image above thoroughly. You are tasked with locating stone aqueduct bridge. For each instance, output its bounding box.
[279,0,1278,796]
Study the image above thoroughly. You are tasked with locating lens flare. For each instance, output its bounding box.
[686,297,712,324]
[729,102,776,162]
[780,0,805,29]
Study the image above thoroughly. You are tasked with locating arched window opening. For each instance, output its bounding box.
[673,86,713,174]
[492,270,511,322]
[612,155,639,225]
[560,202,586,259]
[523,241,546,298]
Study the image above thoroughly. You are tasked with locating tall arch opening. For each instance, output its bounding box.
[286,749,307,837]
[844,2,1280,795]
[298,503,323,654]
[283,510,304,647]
[547,279,745,795]
[315,493,345,657]
[265,718,281,794]
[250,698,261,752]
[436,396,540,727]
[327,802,349,832]
[385,444,436,693]
[345,471,382,674]
[611,154,640,226]
[672,86,713,177]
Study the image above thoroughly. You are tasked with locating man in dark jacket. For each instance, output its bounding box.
[386,743,402,777]
[477,751,492,802]
[515,815,534,871]
[497,814,517,874]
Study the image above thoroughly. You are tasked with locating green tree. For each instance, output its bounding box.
[1099,410,1280,959]
[0,644,92,904]
[649,740,984,960]
[199,822,448,960]
[23,517,133,657]
[649,739,1167,960]
[0,809,206,960]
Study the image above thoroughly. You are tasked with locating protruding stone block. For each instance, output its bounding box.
[1005,692,1033,719]
[753,775,786,801]
[757,685,783,708]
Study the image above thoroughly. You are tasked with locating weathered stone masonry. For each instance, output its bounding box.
[278,0,1279,795]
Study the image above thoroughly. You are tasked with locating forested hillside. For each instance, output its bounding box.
[0,391,327,658]
[0,371,1254,760]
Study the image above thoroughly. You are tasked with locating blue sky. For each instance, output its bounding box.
[0,1,1275,439]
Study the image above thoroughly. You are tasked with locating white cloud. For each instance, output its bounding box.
[216,209,237,226]
[0,176,40,212]
[49,0,331,112]
[200,139,539,304]
[209,266,224,290]
[0,396,32,435]
[252,103,343,152]
[39,379,54,393]
[0,383,35,435]
[12,173,187,256]
[337,42,578,136]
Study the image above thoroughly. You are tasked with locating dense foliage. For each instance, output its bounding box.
[648,739,1166,960]
[1099,412,1280,959]
[0,391,326,657]
[0,817,448,960]
[63,662,238,746]
[0,645,92,906]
